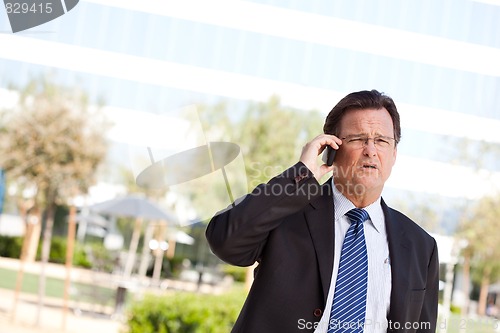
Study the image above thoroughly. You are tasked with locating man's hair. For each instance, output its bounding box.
[323,89,401,144]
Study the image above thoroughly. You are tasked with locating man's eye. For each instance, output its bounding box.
[375,138,390,145]
[349,138,364,143]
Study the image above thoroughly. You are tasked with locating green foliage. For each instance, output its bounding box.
[0,76,109,201]
[237,96,324,187]
[0,236,115,273]
[0,235,23,258]
[29,235,112,270]
[73,243,92,269]
[82,241,117,272]
[180,96,324,223]
[459,195,500,284]
[450,304,461,314]
[35,236,68,264]
[220,264,246,283]
[166,256,184,278]
[47,236,66,264]
[126,290,246,333]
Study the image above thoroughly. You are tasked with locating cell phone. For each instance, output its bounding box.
[322,146,336,166]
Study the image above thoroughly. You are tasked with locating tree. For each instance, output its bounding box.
[181,95,325,222]
[447,137,500,315]
[458,194,500,316]
[179,96,324,288]
[236,95,324,187]
[0,76,109,324]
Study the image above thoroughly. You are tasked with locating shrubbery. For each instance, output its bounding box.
[220,264,247,283]
[450,304,461,314]
[35,236,109,269]
[0,235,112,271]
[126,290,246,333]
[0,235,23,258]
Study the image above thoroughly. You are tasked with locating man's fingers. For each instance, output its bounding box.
[314,134,342,153]
[299,134,342,181]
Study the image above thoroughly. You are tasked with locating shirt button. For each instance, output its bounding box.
[313,308,322,317]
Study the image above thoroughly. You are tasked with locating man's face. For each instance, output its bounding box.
[333,108,397,200]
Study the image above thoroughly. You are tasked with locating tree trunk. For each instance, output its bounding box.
[35,197,56,327]
[477,265,491,316]
[461,252,471,316]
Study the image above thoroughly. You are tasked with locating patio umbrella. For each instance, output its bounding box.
[75,212,108,227]
[168,229,195,245]
[89,194,177,222]
[75,212,109,240]
[89,194,178,277]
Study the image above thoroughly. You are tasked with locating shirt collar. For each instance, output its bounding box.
[331,178,384,233]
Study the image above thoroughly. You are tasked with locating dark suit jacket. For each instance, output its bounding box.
[206,162,439,333]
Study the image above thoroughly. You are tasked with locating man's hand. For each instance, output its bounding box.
[299,134,342,181]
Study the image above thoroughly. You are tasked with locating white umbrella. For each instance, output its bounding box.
[75,213,108,227]
[167,229,195,245]
[89,194,178,277]
[89,194,177,223]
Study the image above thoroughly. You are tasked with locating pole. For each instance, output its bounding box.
[124,217,142,278]
[62,205,77,330]
[152,222,166,286]
[12,205,39,322]
[11,213,30,321]
[138,222,155,278]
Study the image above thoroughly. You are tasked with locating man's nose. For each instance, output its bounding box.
[363,139,377,156]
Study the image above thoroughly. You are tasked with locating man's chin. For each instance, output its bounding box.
[351,178,382,192]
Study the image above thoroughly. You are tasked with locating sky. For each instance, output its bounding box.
[0,0,499,230]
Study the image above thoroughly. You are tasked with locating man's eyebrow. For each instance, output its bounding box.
[344,132,391,137]
[343,133,369,137]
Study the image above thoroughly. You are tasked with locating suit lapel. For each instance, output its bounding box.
[305,180,334,302]
[382,199,412,322]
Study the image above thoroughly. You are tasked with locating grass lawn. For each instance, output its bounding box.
[0,267,116,306]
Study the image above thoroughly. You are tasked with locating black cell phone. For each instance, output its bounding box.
[322,146,336,166]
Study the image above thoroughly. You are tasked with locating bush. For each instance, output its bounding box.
[0,234,113,271]
[126,290,246,333]
[0,235,23,258]
[34,236,110,270]
[48,236,67,264]
[220,264,247,283]
[36,236,72,264]
[450,304,461,314]
[73,243,92,269]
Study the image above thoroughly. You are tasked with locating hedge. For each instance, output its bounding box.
[0,235,23,258]
[0,235,110,271]
[126,290,246,333]
[220,264,247,283]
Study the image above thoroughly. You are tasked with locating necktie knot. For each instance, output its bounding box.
[345,208,369,226]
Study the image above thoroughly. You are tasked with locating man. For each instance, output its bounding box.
[206,90,439,333]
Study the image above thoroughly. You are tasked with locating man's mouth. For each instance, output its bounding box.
[361,163,378,170]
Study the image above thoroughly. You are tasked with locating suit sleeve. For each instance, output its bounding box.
[205,162,321,266]
[418,238,439,333]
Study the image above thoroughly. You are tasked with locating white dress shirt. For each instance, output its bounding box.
[313,181,391,333]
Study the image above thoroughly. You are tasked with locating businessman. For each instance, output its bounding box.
[206,90,439,333]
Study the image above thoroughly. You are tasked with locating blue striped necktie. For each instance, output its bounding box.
[328,208,369,333]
